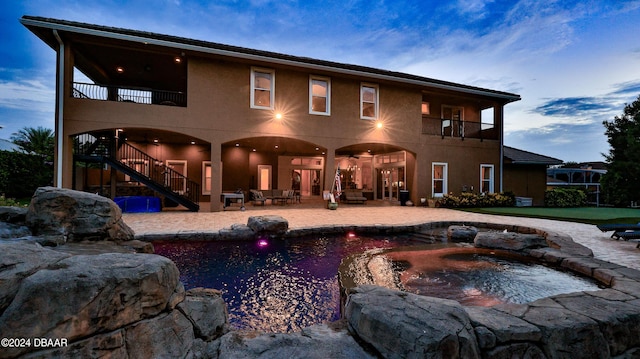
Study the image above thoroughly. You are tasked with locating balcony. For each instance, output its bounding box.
[421,117,498,141]
[72,82,186,107]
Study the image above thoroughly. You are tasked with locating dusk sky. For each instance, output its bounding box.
[2,0,639,162]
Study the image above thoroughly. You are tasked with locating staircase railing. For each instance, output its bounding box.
[73,134,200,211]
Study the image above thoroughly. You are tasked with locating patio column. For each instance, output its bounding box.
[209,143,222,212]
[415,148,430,205]
[496,105,504,193]
[323,145,336,196]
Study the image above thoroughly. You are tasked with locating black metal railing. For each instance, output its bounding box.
[421,117,499,140]
[72,82,187,107]
[74,134,199,208]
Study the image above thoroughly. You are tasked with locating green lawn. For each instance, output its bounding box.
[460,207,640,225]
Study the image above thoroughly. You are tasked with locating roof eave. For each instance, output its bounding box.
[20,16,521,103]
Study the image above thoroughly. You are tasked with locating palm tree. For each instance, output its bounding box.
[10,126,55,163]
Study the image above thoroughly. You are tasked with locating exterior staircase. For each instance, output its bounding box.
[74,134,200,211]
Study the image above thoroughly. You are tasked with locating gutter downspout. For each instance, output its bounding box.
[499,106,504,193]
[53,30,64,188]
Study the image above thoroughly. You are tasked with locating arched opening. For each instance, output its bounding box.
[221,136,327,201]
[72,128,209,211]
[336,143,415,202]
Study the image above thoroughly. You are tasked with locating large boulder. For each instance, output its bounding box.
[345,285,480,359]
[0,241,71,313]
[474,231,546,251]
[0,206,28,224]
[210,323,375,359]
[447,225,478,242]
[178,287,228,341]
[247,215,288,237]
[25,187,134,242]
[0,252,182,358]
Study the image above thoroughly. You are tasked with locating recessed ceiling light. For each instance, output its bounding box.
[116,66,125,73]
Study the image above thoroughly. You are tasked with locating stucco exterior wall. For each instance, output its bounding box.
[61,44,507,211]
[503,164,548,206]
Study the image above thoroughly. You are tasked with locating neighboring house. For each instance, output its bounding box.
[22,16,521,211]
[0,139,22,152]
[547,162,607,205]
[503,146,562,206]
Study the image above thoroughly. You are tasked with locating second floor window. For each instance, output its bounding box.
[361,83,379,120]
[251,67,274,109]
[309,76,330,115]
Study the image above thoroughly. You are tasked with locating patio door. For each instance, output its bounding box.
[377,167,405,200]
[258,165,272,190]
[166,160,187,194]
[293,169,321,196]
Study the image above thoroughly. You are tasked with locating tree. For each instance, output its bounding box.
[10,126,55,163]
[601,95,640,207]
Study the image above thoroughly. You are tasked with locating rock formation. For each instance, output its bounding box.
[1,189,640,358]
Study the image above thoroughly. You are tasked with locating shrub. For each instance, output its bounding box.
[436,192,515,208]
[0,151,53,198]
[544,188,587,207]
[0,194,28,207]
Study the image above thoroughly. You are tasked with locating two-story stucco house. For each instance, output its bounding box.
[22,16,521,212]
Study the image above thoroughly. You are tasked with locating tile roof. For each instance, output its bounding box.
[0,139,22,152]
[20,15,520,103]
[503,146,562,165]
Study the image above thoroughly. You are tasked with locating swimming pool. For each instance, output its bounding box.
[154,233,601,333]
[153,234,418,333]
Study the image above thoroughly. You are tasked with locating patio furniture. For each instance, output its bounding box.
[249,190,267,206]
[221,192,245,210]
[343,190,367,204]
[597,223,640,247]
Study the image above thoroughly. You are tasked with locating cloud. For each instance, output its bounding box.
[610,80,640,97]
[532,81,640,121]
[0,78,54,113]
[505,121,609,162]
[533,97,614,118]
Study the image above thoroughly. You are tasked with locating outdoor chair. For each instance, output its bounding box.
[250,189,267,206]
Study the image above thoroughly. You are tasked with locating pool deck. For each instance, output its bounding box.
[123,205,639,270]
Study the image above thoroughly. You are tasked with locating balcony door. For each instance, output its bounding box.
[442,106,464,137]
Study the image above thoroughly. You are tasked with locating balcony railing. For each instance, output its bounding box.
[72,82,186,107]
[421,117,499,140]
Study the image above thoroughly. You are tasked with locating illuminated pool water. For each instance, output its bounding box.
[153,235,417,333]
[154,234,601,333]
[341,245,602,307]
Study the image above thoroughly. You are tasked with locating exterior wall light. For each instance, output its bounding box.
[275,113,283,120]
[376,121,383,129]
[116,66,125,73]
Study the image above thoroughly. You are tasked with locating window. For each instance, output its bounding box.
[309,76,330,115]
[360,83,379,120]
[251,67,274,109]
[432,162,448,197]
[480,164,494,193]
[202,161,211,195]
[422,102,430,115]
